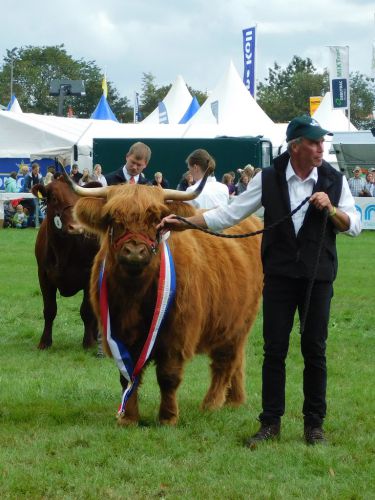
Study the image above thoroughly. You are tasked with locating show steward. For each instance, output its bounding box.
[62,165,263,426]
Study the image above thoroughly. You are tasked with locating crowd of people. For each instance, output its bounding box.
[348,166,375,197]
[3,162,55,228]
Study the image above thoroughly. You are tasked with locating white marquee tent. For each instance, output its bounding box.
[0,110,124,171]
[312,92,357,170]
[140,75,193,125]
[182,61,283,149]
[312,92,357,133]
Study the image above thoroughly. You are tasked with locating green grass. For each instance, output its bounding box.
[0,228,374,499]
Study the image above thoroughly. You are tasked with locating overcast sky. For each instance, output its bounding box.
[2,0,375,103]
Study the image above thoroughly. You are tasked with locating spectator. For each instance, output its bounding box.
[23,162,44,228]
[4,172,18,193]
[44,172,54,185]
[18,164,30,193]
[3,172,18,228]
[12,204,28,229]
[152,171,170,189]
[370,168,375,194]
[243,164,255,181]
[105,142,151,186]
[222,173,236,197]
[235,172,250,195]
[185,149,229,209]
[362,172,374,197]
[79,168,95,186]
[177,171,194,191]
[93,164,108,186]
[70,164,83,184]
[348,166,365,197]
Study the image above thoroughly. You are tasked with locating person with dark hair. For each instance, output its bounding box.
[105,142,151,186]
[23,162,44,228]
[222,173,236,197]
[235,171,249,195]
[70,164,83,184]
[4,172,18,192]
[176,171,194,191]
[158,115,361,447]
[185,149,229,209]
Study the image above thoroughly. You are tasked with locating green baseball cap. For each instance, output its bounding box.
[286,115,333,142]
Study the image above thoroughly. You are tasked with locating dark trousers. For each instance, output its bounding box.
[259,275,333,427]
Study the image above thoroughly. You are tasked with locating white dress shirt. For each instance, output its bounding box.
[203,162,361,237]
[186,176,229,209]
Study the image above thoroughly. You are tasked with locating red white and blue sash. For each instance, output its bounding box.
[99,240,176,415]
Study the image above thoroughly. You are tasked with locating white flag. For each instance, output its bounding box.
[328,46,349,110]
[371,42,375,78]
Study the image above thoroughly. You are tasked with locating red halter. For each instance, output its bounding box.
[113,230,158,254]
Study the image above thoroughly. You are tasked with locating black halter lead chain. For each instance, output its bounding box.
[173,196,329,335]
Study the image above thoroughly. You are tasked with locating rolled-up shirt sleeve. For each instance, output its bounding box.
[203,173,263,231]
[339,176,362,236]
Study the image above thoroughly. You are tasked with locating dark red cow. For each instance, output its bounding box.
[31,177,99,349]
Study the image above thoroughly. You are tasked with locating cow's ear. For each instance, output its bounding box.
[74,197,107,235]
[31,183,47,199]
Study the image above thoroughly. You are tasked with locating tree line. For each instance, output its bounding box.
[0,45,374,129]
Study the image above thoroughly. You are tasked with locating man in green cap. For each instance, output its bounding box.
[157,115,361,447]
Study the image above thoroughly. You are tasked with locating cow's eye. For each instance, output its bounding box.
[112,223,125,239]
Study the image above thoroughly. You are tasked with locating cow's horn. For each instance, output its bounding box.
[162,166,213,201]
[61,165,108,197]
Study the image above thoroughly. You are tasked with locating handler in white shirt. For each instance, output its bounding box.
[185,149,229,209]
[202,159,360,237]
[158,116,361,449]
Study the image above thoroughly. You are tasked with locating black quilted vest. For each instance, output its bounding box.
[261,151,343,281]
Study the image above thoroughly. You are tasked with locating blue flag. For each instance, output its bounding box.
[158,101,169,124]
[242,27,256,97]
[210,101,219,123]
[134,92,142,123]
[179,96,200,124]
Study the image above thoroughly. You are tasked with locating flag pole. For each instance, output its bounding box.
[254,23,258,101]
[347,45,350,131]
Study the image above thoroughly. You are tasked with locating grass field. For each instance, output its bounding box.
[0,228,374,499]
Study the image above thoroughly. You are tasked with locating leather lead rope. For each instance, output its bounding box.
[171,196,328,336]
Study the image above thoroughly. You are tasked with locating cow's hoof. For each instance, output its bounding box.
[117,413,139,427]
[38,341,52,350]
[159,417,178,426]
[82,340,96,350]
[201,398,225,411]
[224,399,244,408]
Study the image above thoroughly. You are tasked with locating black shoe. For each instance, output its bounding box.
[245,423,280,449]
[304,425,326,445]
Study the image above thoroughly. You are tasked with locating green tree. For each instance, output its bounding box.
[139,72,171,118]
[349,72,375,129]
[257,56,329,122]
[0,45,131,119]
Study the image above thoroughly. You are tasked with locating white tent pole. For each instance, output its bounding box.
[254,23,258,101]
[347,45,350,131]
